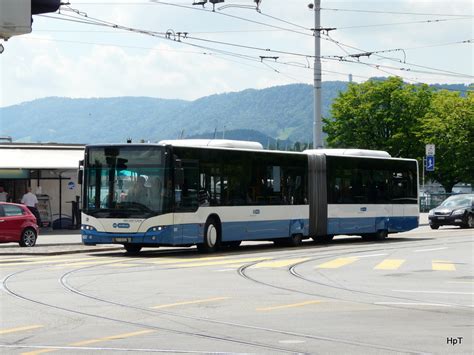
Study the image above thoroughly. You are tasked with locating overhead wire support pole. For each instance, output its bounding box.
[313,0,323,148]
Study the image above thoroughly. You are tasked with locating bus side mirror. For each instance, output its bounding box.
[78,160,84,184]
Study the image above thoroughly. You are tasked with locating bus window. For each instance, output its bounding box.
[175,159,199,212]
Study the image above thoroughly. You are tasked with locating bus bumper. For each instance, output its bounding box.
[81,225,175,246]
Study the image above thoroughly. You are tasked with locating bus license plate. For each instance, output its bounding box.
[113,237,131,243]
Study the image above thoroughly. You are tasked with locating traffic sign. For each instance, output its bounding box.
[425,144,435,156]
[426,155,435,172]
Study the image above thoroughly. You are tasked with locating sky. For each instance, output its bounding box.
[0,0,472,107]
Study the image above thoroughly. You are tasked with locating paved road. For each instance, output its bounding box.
[0,224,472,354]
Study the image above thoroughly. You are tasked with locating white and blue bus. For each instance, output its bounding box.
[80,140,419,253]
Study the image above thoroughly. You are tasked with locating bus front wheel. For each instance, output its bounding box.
[374,229,388,240]
[197,218,221,253]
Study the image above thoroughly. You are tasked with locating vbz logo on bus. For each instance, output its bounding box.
[112,223,130,229]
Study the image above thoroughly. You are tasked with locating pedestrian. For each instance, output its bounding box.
[21,187,41,226]
[0,186,8,202]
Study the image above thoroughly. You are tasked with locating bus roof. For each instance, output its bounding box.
[158,139,264,150]
[304,149,391,158]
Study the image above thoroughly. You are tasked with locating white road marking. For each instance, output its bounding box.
[374,302,453,308]
[414,247,448,253]
[278,340,306,344]
[392,290,473,295]
[447,281,474,284]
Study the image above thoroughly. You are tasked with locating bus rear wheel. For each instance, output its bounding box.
[124,244,142,254]
[197,218,221,253]
[374,229,388,240]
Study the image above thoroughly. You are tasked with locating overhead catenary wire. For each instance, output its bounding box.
[37,3,473,86]
[46,9,473,80]
[150,0,313,37]
[335,17,473,30]
[320,7,474,18]
[321,34,474,78]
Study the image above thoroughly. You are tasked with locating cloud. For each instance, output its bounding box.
[1,0,472,107]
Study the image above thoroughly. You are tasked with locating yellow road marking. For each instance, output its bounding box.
[315,257,358,269]
[22,349,55,355]
[374,259,405,270]
[151,297,230,309]
[175,257,272,268]
[54,260,121,267]
[0,325,43,335]
[21,330,154,355]
[432,260,456,271]
[70,330,154,346]
[252,258,310,268]
[257,300,322,311]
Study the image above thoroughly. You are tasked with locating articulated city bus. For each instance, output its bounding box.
[80,140,419,253]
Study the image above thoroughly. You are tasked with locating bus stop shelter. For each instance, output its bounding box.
[0,143,84,229]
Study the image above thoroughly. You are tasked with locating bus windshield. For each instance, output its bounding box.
[84,146,171,218]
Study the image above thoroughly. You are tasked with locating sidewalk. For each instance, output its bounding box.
[0,229,122,256]
[0,213,430,256]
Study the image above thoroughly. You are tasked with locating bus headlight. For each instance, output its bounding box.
[81,225,97,231]
[148,226,166,233]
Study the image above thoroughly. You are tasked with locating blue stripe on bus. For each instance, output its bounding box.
[81,216,418,246]
[327,216,418,235]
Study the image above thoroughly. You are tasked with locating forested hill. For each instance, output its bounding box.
[0,81,469,144]
[0,82,346,144]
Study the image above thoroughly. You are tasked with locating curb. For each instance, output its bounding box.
[0,246,123,256]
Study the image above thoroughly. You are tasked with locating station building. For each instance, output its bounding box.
[0,142,84,228]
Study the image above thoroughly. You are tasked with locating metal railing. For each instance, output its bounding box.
[419,193,458,212]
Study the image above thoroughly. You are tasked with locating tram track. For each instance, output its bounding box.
[56,256,428,354]
[55,237,463,354]
[1,232,470,354]
[1,266,303,354]
[237,236,473,314]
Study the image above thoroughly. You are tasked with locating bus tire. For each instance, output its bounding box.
[285,233,303,247]
[374,229,388,241]
[124,244,142,254]
[197,218,221,253]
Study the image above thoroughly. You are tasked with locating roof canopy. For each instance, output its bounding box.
[0,145,84,169]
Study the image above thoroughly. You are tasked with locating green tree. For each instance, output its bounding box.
[418,90,474,192]
[324,77,432,159]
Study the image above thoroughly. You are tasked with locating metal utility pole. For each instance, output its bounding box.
[313,0,323,149]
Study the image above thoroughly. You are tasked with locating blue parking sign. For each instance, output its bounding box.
[426,155,435,172]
